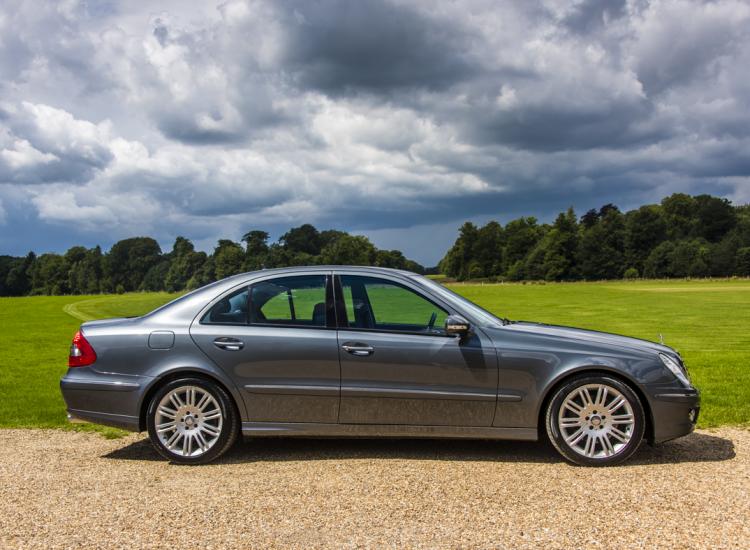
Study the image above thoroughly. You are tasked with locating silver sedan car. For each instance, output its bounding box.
[61,266,699,465]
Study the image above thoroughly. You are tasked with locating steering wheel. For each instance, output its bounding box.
[427,311,437,331]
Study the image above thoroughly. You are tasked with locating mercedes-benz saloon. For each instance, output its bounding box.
[61,266,700,466]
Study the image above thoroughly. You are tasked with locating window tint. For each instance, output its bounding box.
[250,275,328,327]
[202,287,249,325]
[339,275,448,334]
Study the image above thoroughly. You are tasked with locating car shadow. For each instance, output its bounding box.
[102,430,736,466]
[627,431,736,466]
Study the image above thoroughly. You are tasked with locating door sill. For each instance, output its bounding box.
[241,422,537,441]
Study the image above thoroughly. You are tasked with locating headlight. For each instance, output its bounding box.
[659,353,691,386]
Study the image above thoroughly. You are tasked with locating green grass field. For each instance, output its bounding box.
[454,280,750,427]
[0,279,747,434]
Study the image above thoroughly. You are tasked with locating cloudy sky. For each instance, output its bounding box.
[1,0,749,265]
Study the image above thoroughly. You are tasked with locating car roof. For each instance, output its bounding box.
[223,265,420,280]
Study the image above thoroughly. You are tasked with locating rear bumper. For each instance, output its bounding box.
[66,409,140,430]
[649,388,700,444]
[60,368,150,432]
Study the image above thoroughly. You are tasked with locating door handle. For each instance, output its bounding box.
[342,342,374,356]
[213,337,244,351]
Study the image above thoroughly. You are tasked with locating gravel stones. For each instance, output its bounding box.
[0,428,748,549]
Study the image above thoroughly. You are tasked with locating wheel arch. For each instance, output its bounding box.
[536,367,655,445]
[138,368,244,432]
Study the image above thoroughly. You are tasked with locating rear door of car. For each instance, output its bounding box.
[190,272,341,423]
[334,272,498,427]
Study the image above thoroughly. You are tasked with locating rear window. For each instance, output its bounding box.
[249,275,328,327]
[201,287,249,325]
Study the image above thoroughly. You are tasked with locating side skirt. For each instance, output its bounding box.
[241,422,538,441]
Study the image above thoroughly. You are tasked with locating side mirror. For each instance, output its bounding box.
[445,315,471,337]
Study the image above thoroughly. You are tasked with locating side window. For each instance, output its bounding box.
[250,275,328,327]
[339,276,448,334]
[202,287,249,325]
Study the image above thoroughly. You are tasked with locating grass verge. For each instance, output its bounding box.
[0,279,747,433]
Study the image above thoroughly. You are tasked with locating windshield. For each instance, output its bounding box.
[414,276,505,328]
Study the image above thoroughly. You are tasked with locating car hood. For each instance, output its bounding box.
[495,321,676,356]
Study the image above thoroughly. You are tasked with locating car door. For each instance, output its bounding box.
[335,273,498,427]
[190,273,340,423]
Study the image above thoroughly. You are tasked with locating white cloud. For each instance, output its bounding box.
[31,189,113,225]
[17,102,113,162]
[0,138,57,169]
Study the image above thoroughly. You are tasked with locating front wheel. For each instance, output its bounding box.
[147,377,239,464]
[546,375,645,466]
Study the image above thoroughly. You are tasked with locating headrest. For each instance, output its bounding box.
[312,302,326,325]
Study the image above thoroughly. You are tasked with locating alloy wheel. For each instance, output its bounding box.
[155,385,224,458]
[557,383,636,459]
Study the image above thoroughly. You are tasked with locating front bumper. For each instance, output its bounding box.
[649,388,700,444]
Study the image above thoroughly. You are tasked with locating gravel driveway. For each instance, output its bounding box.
[0,428,748,549]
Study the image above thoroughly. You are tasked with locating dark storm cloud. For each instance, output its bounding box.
[629,0,750,95]
[562,0,628,34]
[278,0,479,94]
[463,98,665,152]
[156,113,250,145]
[0,0,749,265]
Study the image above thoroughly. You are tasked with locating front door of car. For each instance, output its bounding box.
[335,274,498,426]
[190,273,340,423]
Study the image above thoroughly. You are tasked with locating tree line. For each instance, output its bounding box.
[3,192,749,296]
[440,193,750,281]
[0,225,424,296]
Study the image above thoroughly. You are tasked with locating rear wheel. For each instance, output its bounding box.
[546,375,645,466]
[147,377,238,464]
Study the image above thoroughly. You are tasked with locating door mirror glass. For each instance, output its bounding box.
[444,315,471,337]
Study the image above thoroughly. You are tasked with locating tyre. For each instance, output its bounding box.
[146,377,239,464]
[546,374,645,466]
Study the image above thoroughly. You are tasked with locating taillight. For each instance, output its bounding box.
[69,330,97,367]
